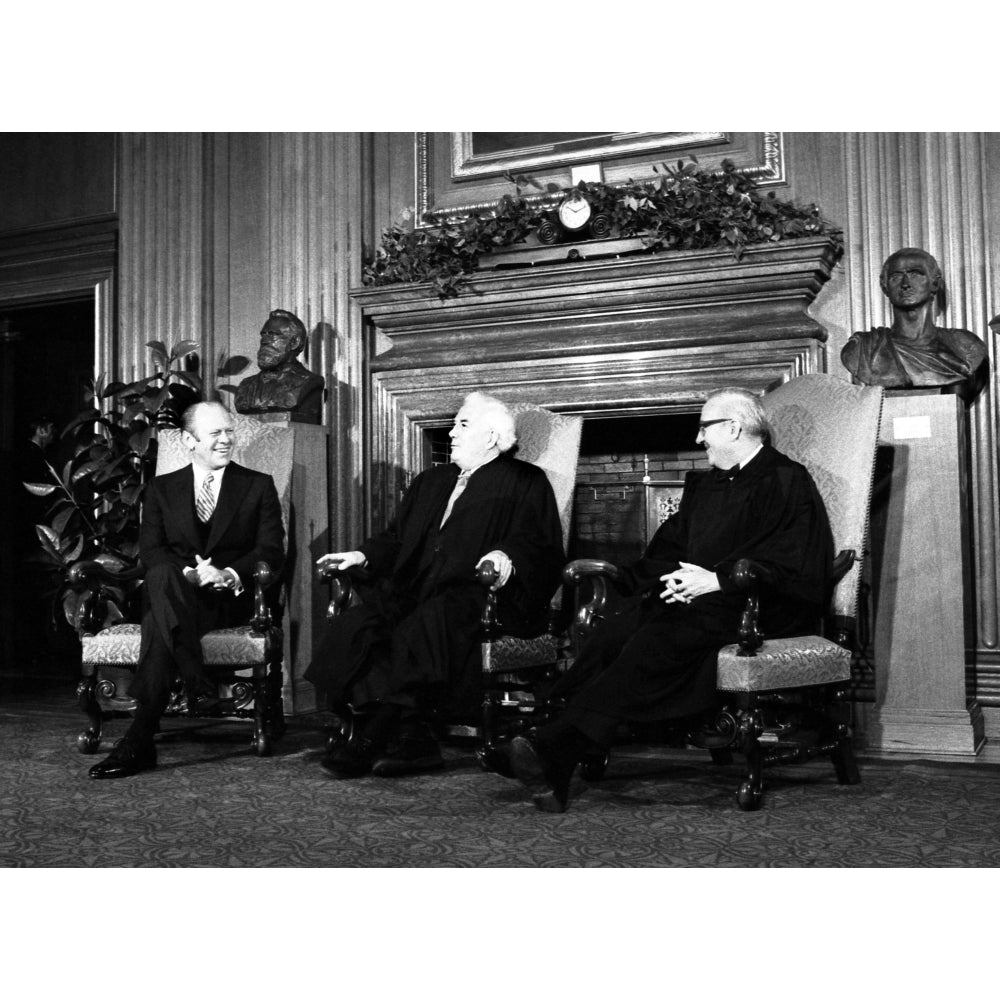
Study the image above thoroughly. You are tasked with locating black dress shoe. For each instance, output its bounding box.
[509,735,576,813]
[320,737,381,778]
[88,738,157,780]
[371,734,444,777]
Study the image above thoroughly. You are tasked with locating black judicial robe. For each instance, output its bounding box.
[306,454,564,715]
[552,444,833,740]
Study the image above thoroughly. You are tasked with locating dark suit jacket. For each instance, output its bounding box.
[140,461,285,596]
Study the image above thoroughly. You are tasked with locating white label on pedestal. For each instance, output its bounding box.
[893,415,932,439]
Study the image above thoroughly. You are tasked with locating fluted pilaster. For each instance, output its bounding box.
[118,133,208,383]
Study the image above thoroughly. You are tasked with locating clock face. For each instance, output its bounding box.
[558,195,592,231]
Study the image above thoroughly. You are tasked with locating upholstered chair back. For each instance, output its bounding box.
[508,404,583,553]
[762,374,884,623]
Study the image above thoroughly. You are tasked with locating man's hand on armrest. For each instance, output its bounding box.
[316,550,368,574]
[477,550,514,591]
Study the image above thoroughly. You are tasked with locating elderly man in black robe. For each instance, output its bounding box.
[306,391,564,778]
[509,386,833,812]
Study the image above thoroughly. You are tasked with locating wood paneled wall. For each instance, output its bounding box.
[113,131,1000,727]
[117,132,368,549]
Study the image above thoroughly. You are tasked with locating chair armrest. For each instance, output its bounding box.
[831,549,856,584]
[730,558,764,657]
[66,559,144,637]
[318,563,372,620]
[250,561,275,633]
[477,560,504,639]
[563,558,622,586]
[67,559,144,589]
[562,558,622,644]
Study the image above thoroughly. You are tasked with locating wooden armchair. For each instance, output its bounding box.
[563,374,884,809]
[71,415,294,757]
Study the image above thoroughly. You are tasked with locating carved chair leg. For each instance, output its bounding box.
[831,730,861,785]
[475,688,517,776]
[267,661,286,739]
[828,686,860,785]
[736,701,764,811]
[252,666,272,757]
[76,672,103,754]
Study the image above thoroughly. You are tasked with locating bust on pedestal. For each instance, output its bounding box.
[235,309,328,712]
[841,247,986,399]
[845,248,986,754]
[234,309,325,424]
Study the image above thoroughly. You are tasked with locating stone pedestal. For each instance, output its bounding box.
[282,421,329,715]
[860,393,984,754]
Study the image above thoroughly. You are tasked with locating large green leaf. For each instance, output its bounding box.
[71,460,103,484]
[61,408,102,438]
[170,340,200,361]
[146,341,169,366]
[35,524,61,558]
[51,506,77,535]
[61,534,85,562]
[23,482,57,497]
[217,354,250,377]
[128,426,154,456]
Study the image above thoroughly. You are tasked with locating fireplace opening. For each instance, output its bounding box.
[425,412,707,566]
[574,412,705,565]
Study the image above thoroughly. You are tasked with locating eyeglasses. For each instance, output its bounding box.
[697,417,735,432]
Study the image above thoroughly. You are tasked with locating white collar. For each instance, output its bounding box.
[455,453,499,479]
[738,443,764,469]
[192,464,226,491]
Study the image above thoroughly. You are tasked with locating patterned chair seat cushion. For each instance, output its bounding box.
[716,635,851,692]
[483,634,561,675]
[82,623,280,668]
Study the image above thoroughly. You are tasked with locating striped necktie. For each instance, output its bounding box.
[440,470,471,526]
[196,473,216,523]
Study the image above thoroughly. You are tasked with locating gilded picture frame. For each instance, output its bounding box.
[415,132,786,225]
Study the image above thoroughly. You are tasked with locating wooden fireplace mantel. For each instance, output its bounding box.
[352,236,842,373]
[350,236,842,527]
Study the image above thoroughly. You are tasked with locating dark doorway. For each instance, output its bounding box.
[1,298,95,678]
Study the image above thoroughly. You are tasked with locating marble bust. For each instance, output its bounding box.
[234,309,325,424]
[841,248,986,398]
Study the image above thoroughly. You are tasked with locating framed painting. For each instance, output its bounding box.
[451,132,725,180]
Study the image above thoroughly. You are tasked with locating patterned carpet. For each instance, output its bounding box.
[3,683,999,867]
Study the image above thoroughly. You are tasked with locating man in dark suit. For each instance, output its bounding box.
[88,401,285,779]
[306,391,564,778]
[508,387,833,812]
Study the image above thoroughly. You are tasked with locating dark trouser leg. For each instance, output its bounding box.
[553,601,736,748]
[126,563,217,738]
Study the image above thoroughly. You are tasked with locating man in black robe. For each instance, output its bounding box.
[509,386,833,812]
[306,391,564,778]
